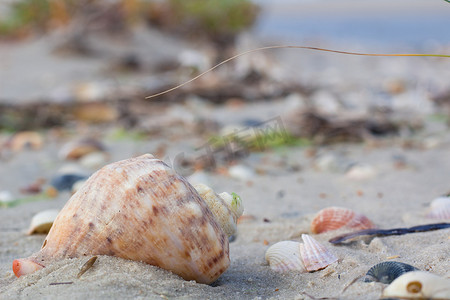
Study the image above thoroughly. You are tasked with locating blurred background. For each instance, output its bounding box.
[0,0,450,204]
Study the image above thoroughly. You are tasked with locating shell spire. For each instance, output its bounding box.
[194,183,244,237]
[13,154,238,284]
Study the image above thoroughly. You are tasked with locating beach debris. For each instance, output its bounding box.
[329,223,450,244]
[311,207,376,234]
[12,154,243,284]
[58,137,107,160]
[8,131,43,152]
[50,174,88,192]
[77,256,98,278]
[381,271,450,299]
[79,151,109,170]
[426,196,450,220]
[345,164,377,180]
[27,209,60,235]
[265,234,338,273]
[228,164,255,181]
[20,178,46,195]
[364,261,418,284]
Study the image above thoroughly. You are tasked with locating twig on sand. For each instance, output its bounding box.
[329,223,450,244]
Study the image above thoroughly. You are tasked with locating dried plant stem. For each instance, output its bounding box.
[145,45,450,99]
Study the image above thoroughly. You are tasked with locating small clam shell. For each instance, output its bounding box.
[426,196,450,220]
[299,234,338,272]
[265,241,306,273]
[27,209,60,235]
[382,271,450,299]
[311,206,376,234]
[364,261,418,284]
[265,235,337,273]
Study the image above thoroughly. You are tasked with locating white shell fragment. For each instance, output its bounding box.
[194,184,244,236]
[27,209,60,235]
[426,196,450,220]
[382,271,450,299]
[265,235,337,273]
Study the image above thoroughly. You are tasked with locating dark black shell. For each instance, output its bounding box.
[363,261,418,284]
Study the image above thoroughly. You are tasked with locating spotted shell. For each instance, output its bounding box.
[311,206,376,234]
[364,261,418,284]
[13,154,242,284]
[382,271,450,299]
[265,234,337,273]
[426,196,450,220]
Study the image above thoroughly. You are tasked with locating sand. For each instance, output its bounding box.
[1,119,450,299]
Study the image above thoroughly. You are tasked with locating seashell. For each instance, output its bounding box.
[311,206,376,234]
[299,234,338,272]
[426,196,450,220]
[265,241,306,273]
[193,184,243,237]
[265,234,337,273]
[13,154,243,284]
[364,261,418,284]
[382,271,450,299]
[27,209,60,235]
[58,137,106,160]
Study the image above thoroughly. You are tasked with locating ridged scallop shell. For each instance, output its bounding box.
[311,206,376,234]
[364,261,418,284]
[13,154,242,284]
[382,271,450,299]
[426,196,450,220]
[299,234,338,272]
[265,234,337,273]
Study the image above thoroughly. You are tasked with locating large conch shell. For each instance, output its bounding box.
[13,154,244,284]
[382,271,450,299]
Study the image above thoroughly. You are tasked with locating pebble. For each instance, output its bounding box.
[50,174,88,191]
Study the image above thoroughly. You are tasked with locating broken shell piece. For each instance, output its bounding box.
[364,261,418,284]
[13,154,237,284]
[299,234,338,272]
[193,184,244,237]
[265,235,337,273]
[426,196,450,220]
[27,209,60,235]
[382,271,450,299]
[311,206,376,234]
